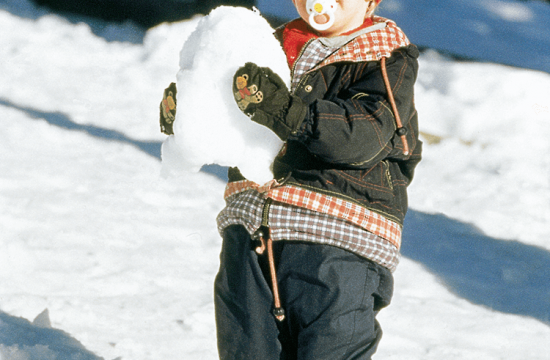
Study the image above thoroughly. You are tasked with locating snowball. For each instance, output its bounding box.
[161,6,289,183]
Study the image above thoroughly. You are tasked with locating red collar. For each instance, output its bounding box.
[281,18,375,69]
[280,19,318,70]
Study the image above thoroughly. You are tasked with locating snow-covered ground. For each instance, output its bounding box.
[1,0,549,359]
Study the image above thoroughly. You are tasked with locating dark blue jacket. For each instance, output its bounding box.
[271,39,422,226]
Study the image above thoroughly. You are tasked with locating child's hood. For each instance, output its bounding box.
[278,16,412,69]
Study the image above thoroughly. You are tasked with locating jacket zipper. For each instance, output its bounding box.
[383,160,394,190]
[261,198,272,228]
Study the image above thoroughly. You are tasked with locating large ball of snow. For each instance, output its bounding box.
[161,6,289,183]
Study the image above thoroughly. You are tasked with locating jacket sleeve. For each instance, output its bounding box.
[292,46,419,168]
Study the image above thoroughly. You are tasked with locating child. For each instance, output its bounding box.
[161,0,421,358]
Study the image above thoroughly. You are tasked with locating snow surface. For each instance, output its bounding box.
[259,0,550,74]
[1,0,549,359]
[162,6,287,183]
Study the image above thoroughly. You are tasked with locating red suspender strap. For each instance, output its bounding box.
[380,57,410,156]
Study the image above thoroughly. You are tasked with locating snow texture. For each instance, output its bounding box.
[1,0,549,359]
[0,310,102,360]
[161,6,288,183]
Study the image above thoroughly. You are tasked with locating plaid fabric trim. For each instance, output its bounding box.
[292,39,335,92]
[223,179,280,199]
[217,189,400,272]
[268,186,402,248]
[217,190,264,236]
[315,17,410,69]
[222,181,402,249]
[268,203,400,272]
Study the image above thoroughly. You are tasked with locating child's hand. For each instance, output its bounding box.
[233,63,307,141]
[159,82,177,135]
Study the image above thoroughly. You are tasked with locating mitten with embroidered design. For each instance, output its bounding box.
[159,82,177,135]
[233,63,307,141]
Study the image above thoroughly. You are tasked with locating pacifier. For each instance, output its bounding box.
[306,0,338,31]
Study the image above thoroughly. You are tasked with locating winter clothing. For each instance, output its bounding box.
[221,16,420,256]
[215,225,393,360]
[218,180,401,271]
[216,15,421,360]
[159,82,177,135]
[233,62,307,141]
[272,17,421,228]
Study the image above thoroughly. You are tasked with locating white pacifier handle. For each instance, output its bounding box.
[306,0,337,31]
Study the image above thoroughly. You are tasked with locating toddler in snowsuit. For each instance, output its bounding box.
[160,0,421,359]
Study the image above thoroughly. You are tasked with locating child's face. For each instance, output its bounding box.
[292,0,373,37]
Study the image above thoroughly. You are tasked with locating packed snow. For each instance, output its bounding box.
[1,0,549,359]
[162,6,288,183]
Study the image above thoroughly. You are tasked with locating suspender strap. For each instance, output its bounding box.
[254,227,285,322]
[380,57,410,156]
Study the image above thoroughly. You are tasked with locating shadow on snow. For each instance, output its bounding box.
[0,310,102,359]
[0,98,228,180]
[402,210,550,325]
[2,98,548,325]
[0,98,162,159]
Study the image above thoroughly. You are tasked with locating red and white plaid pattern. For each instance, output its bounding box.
[222,180,402,249]
[224,179,280,199]
[315,17,410,69]
[217,17,409,271]
[268,202,400,271]
[268,185,402,248]
[217,189,400,271]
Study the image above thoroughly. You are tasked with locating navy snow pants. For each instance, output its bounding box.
[214,225,394,360]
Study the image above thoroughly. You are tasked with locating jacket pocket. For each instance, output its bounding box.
[336,164,395,203]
